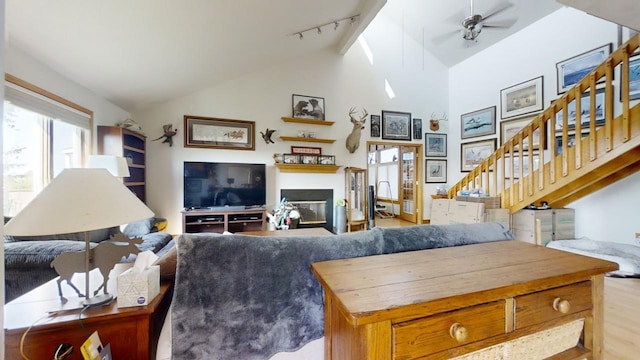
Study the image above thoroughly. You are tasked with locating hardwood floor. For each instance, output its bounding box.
[371,216,639,359]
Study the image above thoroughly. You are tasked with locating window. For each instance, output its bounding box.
[3,76,92,216]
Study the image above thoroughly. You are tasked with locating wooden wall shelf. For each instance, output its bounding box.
[275,164,341,173]
[279,136,335,144]
[281,117,334,126]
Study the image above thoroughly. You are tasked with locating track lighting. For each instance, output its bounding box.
[290,14,360,40]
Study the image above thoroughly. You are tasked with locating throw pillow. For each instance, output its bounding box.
[122,217,155,238]
[154,245,177,281]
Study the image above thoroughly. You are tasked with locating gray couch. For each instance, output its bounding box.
[4,217,174,302]
[170,222,515,360]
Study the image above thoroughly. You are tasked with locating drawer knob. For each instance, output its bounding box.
[553,297,571,314]
[449,323,469,343]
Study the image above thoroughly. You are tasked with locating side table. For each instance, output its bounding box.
[4,263,172,360]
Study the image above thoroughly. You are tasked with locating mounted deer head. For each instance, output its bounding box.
[345,107,368,153]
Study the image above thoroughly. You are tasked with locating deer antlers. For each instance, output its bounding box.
[349,107,368,123]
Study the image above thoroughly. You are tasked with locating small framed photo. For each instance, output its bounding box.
[382,110,412,141]
[425,159,447,183]
[370,114,381,137]
[500,76,544,119]
[425,133,447,157]
[318,155,335,165]
[460,139,497,172]
[500,114,546,150]
[292,94,325,120]
[291,146,321,155]
[460,106,496,139]
[556,43,611,94]
[555,88,605,131]
[412,118,423,140]
[300,155,318,164]
[184,115,255,150]
[282,154,300,164]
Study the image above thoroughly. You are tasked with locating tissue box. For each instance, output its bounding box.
[117,265,160,308]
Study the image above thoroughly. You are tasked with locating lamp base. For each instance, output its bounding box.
[82,293,114,307]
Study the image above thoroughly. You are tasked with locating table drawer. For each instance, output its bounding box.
[393,301,506,360]
[515,281,591,329]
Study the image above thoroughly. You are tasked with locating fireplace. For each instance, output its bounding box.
[281,189,333,232]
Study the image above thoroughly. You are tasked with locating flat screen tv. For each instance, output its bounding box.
[183,161,266,210]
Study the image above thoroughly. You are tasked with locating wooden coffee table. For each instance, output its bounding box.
[4,263,172,360]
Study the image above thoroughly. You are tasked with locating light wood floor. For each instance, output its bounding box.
[373,216,639,358]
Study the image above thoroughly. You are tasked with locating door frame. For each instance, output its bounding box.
[366,141,423,224]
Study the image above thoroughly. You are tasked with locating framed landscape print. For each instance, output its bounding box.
[460,106,496,139]
[555,88,605,131]
[381,110,412,141]
[504,154,540,179]
[556,43,611,94]
[425,133,447,157]
[425,159,447,183]
[500,114,546,150]
[184,115,255,150]
[500,76,544,119]
[460,139,497,172]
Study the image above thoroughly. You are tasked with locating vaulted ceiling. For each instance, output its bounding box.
[7,0,632,112]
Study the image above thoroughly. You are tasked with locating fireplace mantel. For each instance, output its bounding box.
[275,164,341,173]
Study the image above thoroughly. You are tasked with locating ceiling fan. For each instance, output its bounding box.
[462,0,515,41]
[435,0,517,44]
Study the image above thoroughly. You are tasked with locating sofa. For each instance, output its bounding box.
[161,222,514,360]
[4,217,174,302]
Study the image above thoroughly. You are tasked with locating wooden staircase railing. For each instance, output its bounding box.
[449,33,640,213]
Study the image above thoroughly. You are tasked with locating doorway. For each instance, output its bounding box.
[367,141,423,224]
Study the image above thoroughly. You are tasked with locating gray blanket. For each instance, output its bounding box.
[172,223,514,359]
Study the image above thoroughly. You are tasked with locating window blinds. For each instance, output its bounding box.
[4,81,91,129]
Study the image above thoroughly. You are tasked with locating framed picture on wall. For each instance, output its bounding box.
[425,159,447,183]
[500,114,546,150]
[500,76,544,119]
[292,94,325,120]
[460,138,497,172]
[555,88,605,131]
[184,115,255,150]
[460,106,496,139]
[370,114,381,137]
[425,133,447,157]
[556,44,611,94]
[381,110,412,141]
[412,118,423,140]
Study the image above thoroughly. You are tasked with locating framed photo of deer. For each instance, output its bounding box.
[381,110,411,141]
[292,94,325,120]
[184,115,255,150]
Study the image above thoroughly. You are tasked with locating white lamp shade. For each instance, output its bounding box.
[4,168,153,236]
[87,155,130,177]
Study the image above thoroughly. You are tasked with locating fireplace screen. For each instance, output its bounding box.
[290,201,327,224]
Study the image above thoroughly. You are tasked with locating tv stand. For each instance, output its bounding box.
[181,208,266,234]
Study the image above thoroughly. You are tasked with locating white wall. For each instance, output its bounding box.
[450,7,640,245]
[133,11,449,234]
[4,44,131,147]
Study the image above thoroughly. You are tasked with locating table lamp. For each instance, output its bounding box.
[4,166,153,306]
